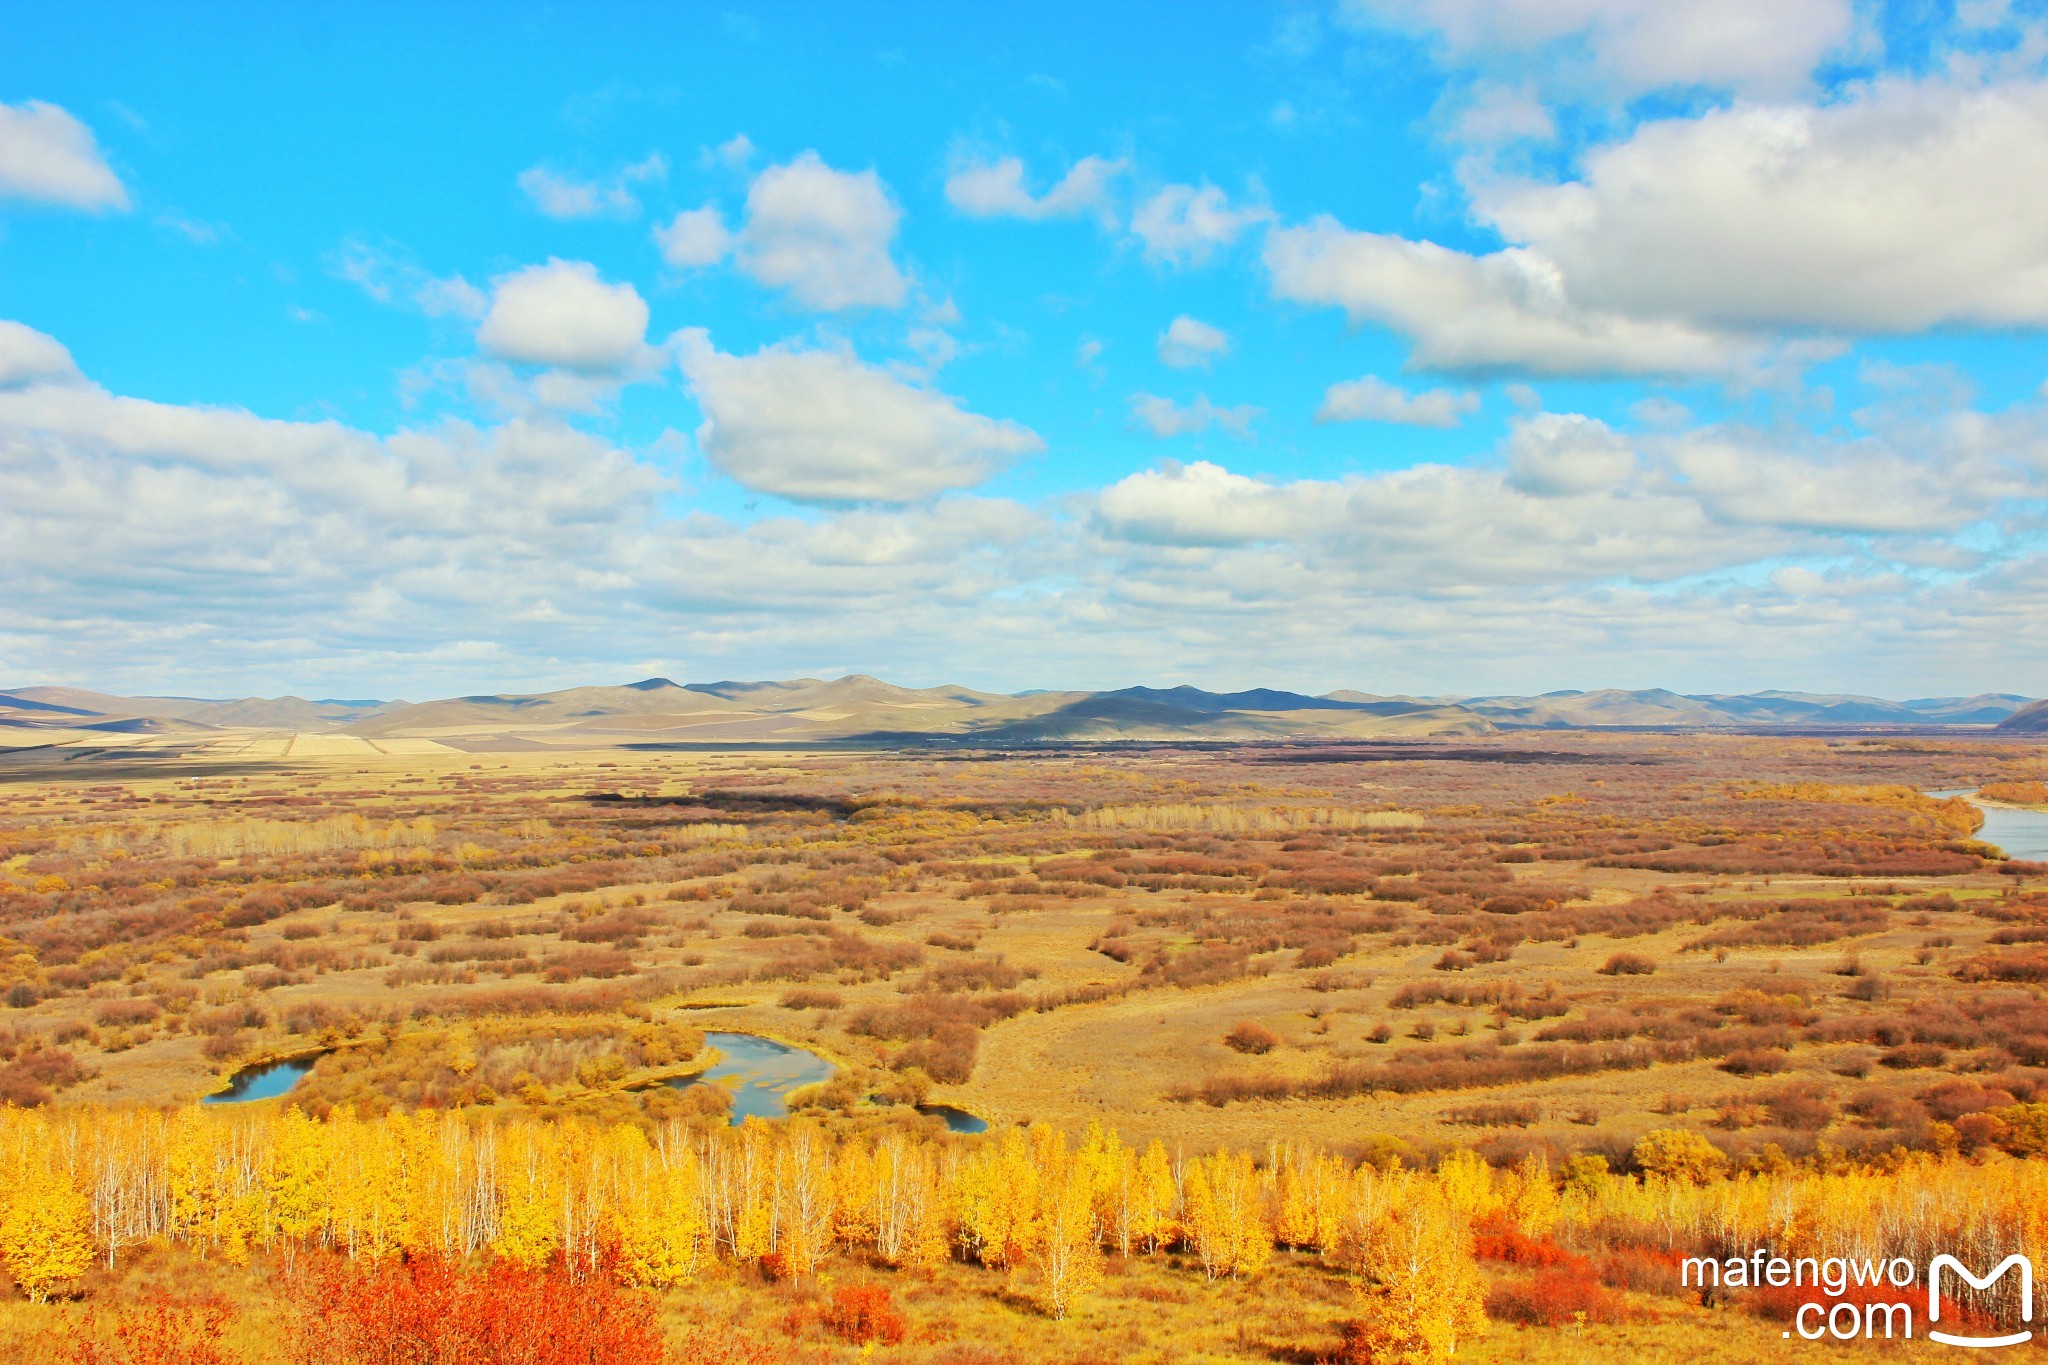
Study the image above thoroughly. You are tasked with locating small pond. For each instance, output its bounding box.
[204,1055,318,1104]
[668,1031,836,1125]
[918,1103,988,1134]
[1931,790,2048,862]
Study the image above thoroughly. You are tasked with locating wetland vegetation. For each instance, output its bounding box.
[1,732,2045,1360]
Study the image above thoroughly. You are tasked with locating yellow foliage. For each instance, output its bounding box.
[0,1159,94,1302]
[1633,1128,1729,1185]
[1057,803,1422,834]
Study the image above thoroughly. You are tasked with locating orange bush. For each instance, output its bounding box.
[819,1283,907,1345]
[290,1253,665,1365]
[1470,1218,1585,1270]
[1486,1266,1631,1326]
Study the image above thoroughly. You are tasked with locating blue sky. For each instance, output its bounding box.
[2,1,2046,699]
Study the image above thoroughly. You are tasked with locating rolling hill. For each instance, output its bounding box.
[1,679,2038,753]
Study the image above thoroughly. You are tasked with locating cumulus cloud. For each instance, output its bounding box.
[1504,412,1635,494]
[0,321,82,389]
[1345,0,1854,98]
[1095,461,1312,545]
[1129,393,1261,439]
[0,100,128,211]
[1318,375,1478,427]
[5,322,2045,699]
[1668,433,2001,534]
[1157,316,1229,369]
[1470,78,2048,332]
[944,154,1125,222]
[516,154,666,219]
[1265,218,1752,376]
[1131,184,1271,266]
[653,205,734,268]
[676,330,1042,503]
[1091,448,1779,588]
[476,260,650,372]
[736,151,908,310]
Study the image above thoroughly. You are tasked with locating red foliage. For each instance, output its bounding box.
[1470,1218,1586,1270]
[70,1294,236,1365]
[1486,1266,1632,1326]
[290,1253,666,1365]
[819,1284,907,1346]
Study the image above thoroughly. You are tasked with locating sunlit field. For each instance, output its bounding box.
[0,734,2043,1359]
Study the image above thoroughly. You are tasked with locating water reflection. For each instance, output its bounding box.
[204,1055,317,1104]
[668,1031,836,1125]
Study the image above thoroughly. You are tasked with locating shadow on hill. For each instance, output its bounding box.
[584,789,863,817]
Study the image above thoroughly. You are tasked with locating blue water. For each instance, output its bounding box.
[1977,804,2048,862]
[919,1103,988,1133]
[669,1031,836,1125]
[1931,791,2048,862]
[204,1055,316,1104]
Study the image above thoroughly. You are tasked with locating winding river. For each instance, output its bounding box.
[666,1030,836,1123]
[1933,790,2048,862]
[207,1028,987,1132]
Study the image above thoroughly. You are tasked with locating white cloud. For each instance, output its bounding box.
[677,331,1042,502]
[5,323,2046,700]
[416,275,489,321]
[0,321,82,388]
[703,134,756,170]
[516,154,666,219]
[476,260,650,372]
[1130,184,1271,266]
[736,151,908,310]
[1667,432,1999,534]
[336,240,488,320]
[1470,78,2048,332]
[1317,375,1478,427]
[1129,393,1261,439]
[653,205,733,268]
[0,100,128,211]
[155,212,226,245]
[1453,83,1556,145]
[1090,449,1779,587]
[1503,412,1635,494]
[1096,461,1313,545]
[1346,0,1855,98]
[945,154,1125,222]
[1265,218,1752,376]
[1157,316,1229,369]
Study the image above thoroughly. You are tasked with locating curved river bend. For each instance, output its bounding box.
[1932,790,2048,862]
[208,1029,989,1132]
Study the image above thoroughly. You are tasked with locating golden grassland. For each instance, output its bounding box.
[0,732,2043,1357]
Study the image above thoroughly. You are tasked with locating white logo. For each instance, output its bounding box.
[1928,1254,2033,1349]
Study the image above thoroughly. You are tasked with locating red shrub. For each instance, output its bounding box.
[1471,1217,1586,1270]
[1487,1266,1632,1326]
[820,1284,907,1345]
[290,1253,665,1365]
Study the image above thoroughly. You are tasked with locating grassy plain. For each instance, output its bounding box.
[1,730,2045,1360]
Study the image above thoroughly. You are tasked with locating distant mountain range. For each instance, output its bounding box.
[1,678,2041,754]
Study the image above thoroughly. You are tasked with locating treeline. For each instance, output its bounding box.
[3,1107,2045,1336]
